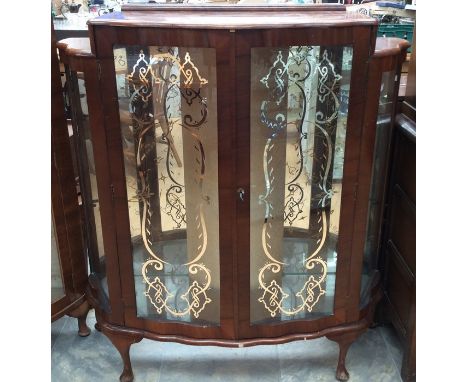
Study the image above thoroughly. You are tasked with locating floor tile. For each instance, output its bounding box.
[52,315,69,350]
[378,325,404,373]
[158,342,247,382]
[52,314,163,382]
[52,316,403,382]
[278,328,402,382]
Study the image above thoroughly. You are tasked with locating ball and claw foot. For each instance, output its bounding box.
[327,329,366,382]
[119,370,134,382]
[336,365,350,381]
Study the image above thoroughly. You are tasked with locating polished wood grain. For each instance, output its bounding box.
[122,4,346,12]
[88,5,377,30]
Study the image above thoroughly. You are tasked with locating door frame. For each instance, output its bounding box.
[235,25,377,339]
[90,25,237,340]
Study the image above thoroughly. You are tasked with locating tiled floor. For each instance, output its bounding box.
[52,310,404,382]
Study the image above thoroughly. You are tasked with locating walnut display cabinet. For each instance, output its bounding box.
[57,4,409,381]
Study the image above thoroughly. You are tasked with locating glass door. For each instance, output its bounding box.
[113,45,221,325]
[249,45,353,324]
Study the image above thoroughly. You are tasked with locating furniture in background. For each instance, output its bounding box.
[57,4,409,381]
[51,24,91,336]
[379,24,416,382]
[57,36,111,313]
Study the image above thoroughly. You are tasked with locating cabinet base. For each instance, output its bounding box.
[88,278,381,382]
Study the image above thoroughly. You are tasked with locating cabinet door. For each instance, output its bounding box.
[236,28,374,338]
[95,29,236,339]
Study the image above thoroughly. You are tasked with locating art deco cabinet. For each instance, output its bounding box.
[56,4,409,381]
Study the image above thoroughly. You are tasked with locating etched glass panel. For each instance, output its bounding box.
[114,46,220,325]
[250,46,353,323]
[360,70,396,306]
[51,212,65,303]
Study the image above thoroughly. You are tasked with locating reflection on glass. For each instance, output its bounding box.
[68,68,108,297]
[51,213,65,303]
[250,46,353,323]
[115,46,220,325]
[361,70,396,306]
[81,73,108,296]
[78,75,105,260]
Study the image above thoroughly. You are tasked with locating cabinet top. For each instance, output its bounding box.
[88,4,377,30]
[374,37,411,58]
[57,38,92,58]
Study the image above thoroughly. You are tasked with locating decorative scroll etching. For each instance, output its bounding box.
[256,47,347,317]
[122,48,214,319]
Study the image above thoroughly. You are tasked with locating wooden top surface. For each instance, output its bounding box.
[87,5,377,29]
[57,37,93,57]
[56,36,409,60]
[374,37,411,58]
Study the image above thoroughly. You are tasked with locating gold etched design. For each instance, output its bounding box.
[181,278,212,318]
[260,50,288,104]
[297,274,327,312]
[143,263,212,318]
[259,277,288,316]
[144,276,171,314]
[124,48,213,319]
[184,204,207,266]
[180,52,208,88]
[133,51,208,88]
[257,47,344,317]
[282,46,317,227]
[316,51,342,125]
[284,184,305,226]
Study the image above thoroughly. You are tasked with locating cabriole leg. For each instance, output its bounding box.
[101,327,143,382]
[327,329,365,381]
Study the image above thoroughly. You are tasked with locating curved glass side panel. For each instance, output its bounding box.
[78,72,108,296]
[250,46,353,323]
[66,65,108,298]
[360,70,396,306]
[114,46,220,325]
